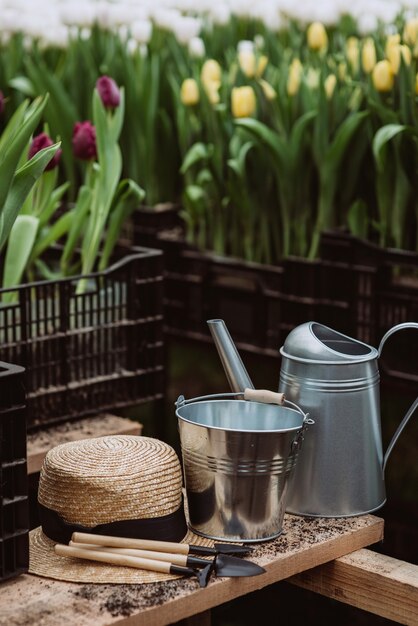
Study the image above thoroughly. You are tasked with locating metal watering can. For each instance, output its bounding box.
[279,321,418,517]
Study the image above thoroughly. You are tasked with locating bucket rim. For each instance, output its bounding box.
[176,398,305,434]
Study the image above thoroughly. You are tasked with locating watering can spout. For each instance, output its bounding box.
[207,319,254,393]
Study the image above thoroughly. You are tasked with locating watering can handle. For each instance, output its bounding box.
[378,322,418,472]
[377,322,418,356]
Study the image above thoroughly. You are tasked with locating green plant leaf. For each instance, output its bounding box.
[234,118,287,171]
[180,143,212,175]
[372,124,407,172]
[325,111,369,171]
[0,99,29,155]
[0,95,49,212]
[61,185,92,271]
[8,76,35,97]
[2,215,39,301]
[0,142,61,251]
[347,199,368,239]
[98,179,145,271]
[31,209,75,261]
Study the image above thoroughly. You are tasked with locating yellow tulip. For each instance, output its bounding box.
[404,18,418,45]
[338,61,347,81]
[259,79,276,100]
[231,86,256,118]
[324,74,337,99]
[387,43,412,74]
[201,59,222,89]
[307,22,328,51]
[372,60,394,92]
[306,67,320,90]
[362,38,376,74]
[385,33,400,59]
[238,50,256,77]
[346,36,359,72]
[256,55,268,77]
[238,51,268,78]
[287,58,302,96]
[180,78,200,106]
[205,82,220,105]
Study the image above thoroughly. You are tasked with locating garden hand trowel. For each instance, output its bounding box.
[69,541,265,577]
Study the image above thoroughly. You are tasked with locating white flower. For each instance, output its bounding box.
[237,40,255,54]
[210,4,231,26]
[130,20,153,44]
[126,38,139,56]
[357,13,379,35]
[80,27,91,41]
[60,3,96,28]
[188,36,205,58]
[171,16,202,45]
[152,8,182,31]
[254,34,265,50]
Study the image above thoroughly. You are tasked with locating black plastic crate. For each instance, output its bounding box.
[160,236,361,358]
[0,362,28,582]
[321,231,418,387]
[131,204,183,249]
[0,247,164,431]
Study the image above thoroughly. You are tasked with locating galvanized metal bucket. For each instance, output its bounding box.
[176,392,313,543]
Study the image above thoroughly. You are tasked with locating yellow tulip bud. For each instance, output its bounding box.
[238,51,268,78]
[204,82,220,105]
[231,86,256,118]
[346,37,359,72]
[338,61,347,81]
[306,67,320,90]
[307,22,328,51]
[324,74,337,99]
[404,18,418,46]
[387,43,412,74]
[201,59,222,89]
[385,33,400,59]
[372,59,394,92]
[362,38,376,74]
[256,55,268,77]
[287,58,303,96]
[259,79,276,100]
[180,78,199,106]
[238,50,256,77]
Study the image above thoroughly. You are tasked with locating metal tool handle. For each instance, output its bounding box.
[377,322,418,472]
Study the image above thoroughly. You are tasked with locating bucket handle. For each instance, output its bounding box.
[175,390,313,426]
[377,323,418,472]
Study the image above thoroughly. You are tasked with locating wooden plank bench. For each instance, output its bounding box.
[0,514,384,626]
[289,547,418,625]
[27,415,143,475]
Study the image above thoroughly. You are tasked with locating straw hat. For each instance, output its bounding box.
[29,435,213,584]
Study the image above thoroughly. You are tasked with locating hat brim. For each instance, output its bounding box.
[29,526,215,584]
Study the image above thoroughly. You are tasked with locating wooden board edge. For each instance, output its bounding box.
[288,547,418,625]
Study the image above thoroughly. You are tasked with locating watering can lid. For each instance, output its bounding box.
[280,322,377,362]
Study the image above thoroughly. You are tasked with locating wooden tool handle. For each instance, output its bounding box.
[69,541,188,567]
[55,544,172,573]
[71,532,190,555]
[244,388,285,405]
